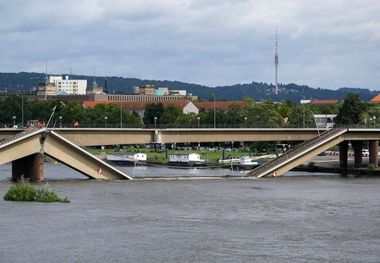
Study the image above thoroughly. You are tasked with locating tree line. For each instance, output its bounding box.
[0,93,377,128]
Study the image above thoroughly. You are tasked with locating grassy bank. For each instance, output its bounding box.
[88,146,258,165]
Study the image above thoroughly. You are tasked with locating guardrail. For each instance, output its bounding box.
[0,128,42,147]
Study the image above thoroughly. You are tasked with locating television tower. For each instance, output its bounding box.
[45,58,48,83]
[92,65,97,88]
[274,28,279,95]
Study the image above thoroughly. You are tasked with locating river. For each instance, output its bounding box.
[0,163,379,262]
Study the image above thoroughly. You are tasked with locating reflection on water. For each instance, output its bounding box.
[0,163,241,180]
[0,162,343,181]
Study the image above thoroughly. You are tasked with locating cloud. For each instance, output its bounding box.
[0,0,379,90]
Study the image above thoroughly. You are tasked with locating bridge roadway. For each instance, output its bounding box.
[0,128,328,146]
[1,127,380,179]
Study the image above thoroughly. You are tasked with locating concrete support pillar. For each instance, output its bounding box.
[352,141,363,168]
[12,156,29,181]
[369,140,379,168]
[11,153,44,182]
[29,153,44,182]
[339,141,348,169]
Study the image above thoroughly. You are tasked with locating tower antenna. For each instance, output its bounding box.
[93,65,97,88]
[274,27,279,95]
[45,58,48,83]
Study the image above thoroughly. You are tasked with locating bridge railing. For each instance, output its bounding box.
[0,128,43,147]
[248,128,347,177]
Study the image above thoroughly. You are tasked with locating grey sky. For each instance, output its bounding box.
[0,0,379,90]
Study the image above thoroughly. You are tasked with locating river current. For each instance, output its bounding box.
[0,163,379,262]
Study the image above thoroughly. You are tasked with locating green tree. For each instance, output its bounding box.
[160,104,183,126]
[335,93,366,126]
[143,103,164,126]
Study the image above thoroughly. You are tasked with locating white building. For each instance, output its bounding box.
[170,90,187,96]
[49,76,87,95]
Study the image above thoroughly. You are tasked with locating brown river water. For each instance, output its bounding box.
[0,163,379,262]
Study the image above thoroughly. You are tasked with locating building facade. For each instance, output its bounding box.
[37,76,87,96]
[49,76,87,95]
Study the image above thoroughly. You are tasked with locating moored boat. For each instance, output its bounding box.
[230,156,259,170]
[169,153,205,167]
[106,153,147,166]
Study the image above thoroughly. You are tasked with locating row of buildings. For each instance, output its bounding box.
[30,74,380,128]
[36,75,196,100]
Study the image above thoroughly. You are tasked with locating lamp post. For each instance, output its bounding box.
[59,116,62,128]
[154,116,157,129]
[300,98,310,128]
[21,94,24,128]
[197,116,200,128]
[104,116,108,128]
[120,103,123,128]
[244,116,247,128]
[373,116,376,128]
[301,100,306,128]
[213,95,216,128]
[12,116,16,127]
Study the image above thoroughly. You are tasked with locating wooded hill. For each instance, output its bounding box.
[0,72,377,102]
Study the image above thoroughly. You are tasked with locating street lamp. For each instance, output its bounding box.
[373,116,376,128]
[12,116,16,127]
[213,95,216,128]
[154,116,157,129]
[197,116,200,128]
[244,116,247,128]
[104,116,108,128]
[120,103,123,128]
[300,99,307,128]
[59,116,62,128]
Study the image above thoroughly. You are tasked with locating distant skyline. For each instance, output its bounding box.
[0,0,379,90]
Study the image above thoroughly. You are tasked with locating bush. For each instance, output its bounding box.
[3,179,70,203]
[367,163,376,171]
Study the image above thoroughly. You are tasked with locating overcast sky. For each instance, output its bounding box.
[0,0,379,90]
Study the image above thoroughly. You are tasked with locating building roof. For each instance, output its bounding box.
[83,100,194,110]
[309,99,339,105]
[194,101,246,110]
[82,101,111,108]
[370,94,380,103]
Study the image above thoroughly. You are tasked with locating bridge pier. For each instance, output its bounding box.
[12,153,44,182]
[369,140,379,167]
[353,141,363,168]
[339,141,348,169]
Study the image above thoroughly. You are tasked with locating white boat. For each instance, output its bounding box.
[239,156,258,166]
[106,153,147,166]
[229,156,259,170]
[169,153,205,167]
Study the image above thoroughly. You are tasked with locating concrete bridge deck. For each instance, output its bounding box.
[0,128,327,146]
[1,127,380,180]
[0,128,131,181]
